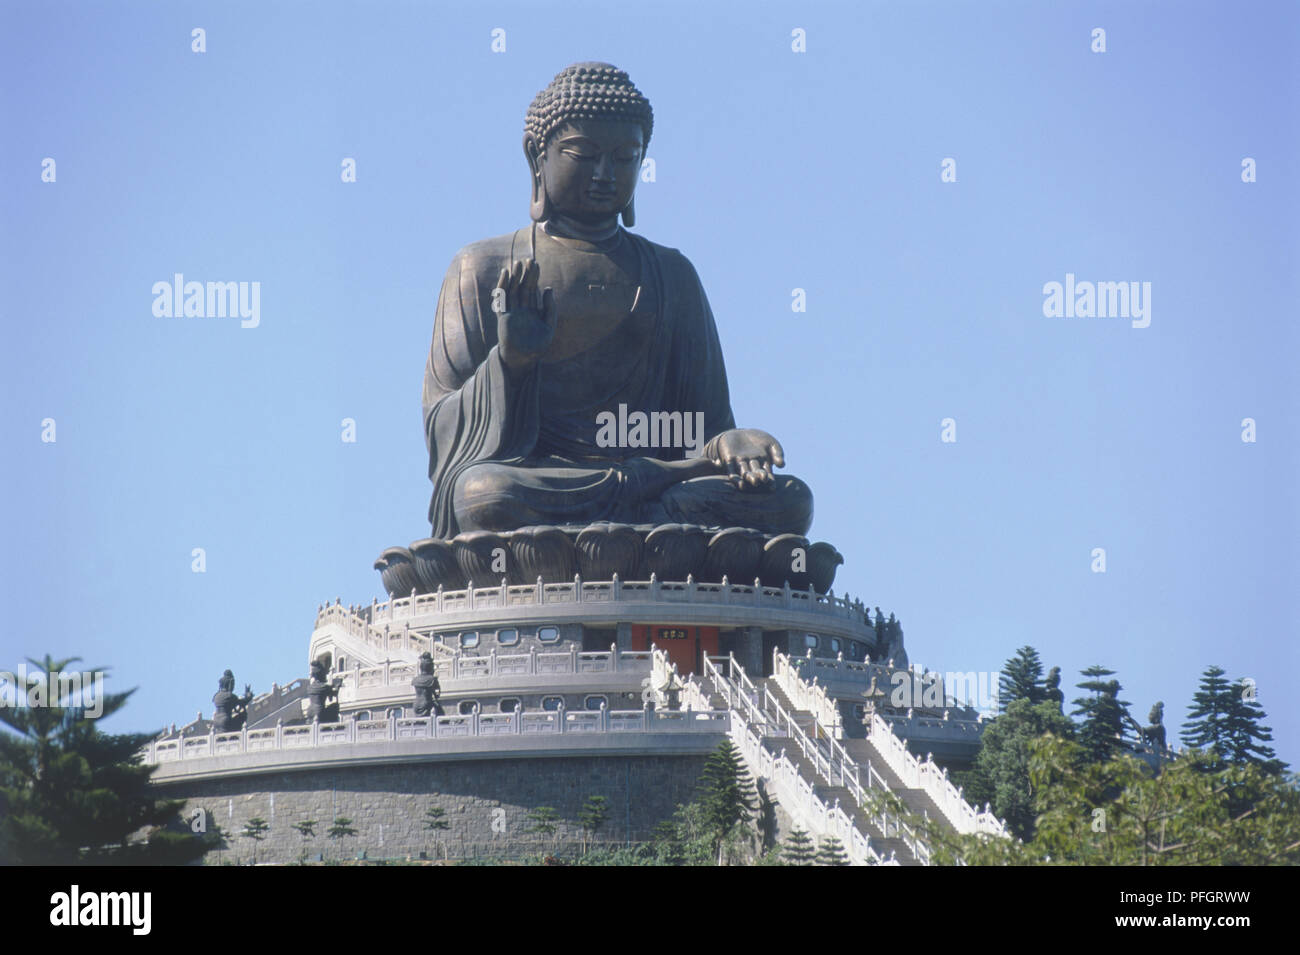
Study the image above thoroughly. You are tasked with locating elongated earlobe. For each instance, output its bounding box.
[524,134,550,222]
[621,196,636,228]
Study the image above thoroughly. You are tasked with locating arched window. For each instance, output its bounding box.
[499,698,520,713]
[542,696,564,711]
[458,700,479,715]
[386,706,403,720]
[354,710,371,721]
[584,695,607,711]
[497,628,519,646]
[460,630,479,648]
[829,637,841,654]
[538,626,560,644]
[804,633,819,649]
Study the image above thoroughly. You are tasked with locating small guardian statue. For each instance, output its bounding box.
[306,655,343,723]
[412,652,444,717]
[211,669,253,732]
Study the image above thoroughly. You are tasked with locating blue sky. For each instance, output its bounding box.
[2,0,1297,766]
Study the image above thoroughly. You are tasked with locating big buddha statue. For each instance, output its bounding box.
[421,63,813,541]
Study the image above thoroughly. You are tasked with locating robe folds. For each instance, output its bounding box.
[422,226,737,539]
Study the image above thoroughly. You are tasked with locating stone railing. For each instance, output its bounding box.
[789,651,986,726]
[721,686,892,866]
[144,705,730,765]
[775,649,1004,838]
[348,645,651,691]
[774,650,845,736]
[701,654,928,865]
[864,711,1008,838]
[335,575,871,629]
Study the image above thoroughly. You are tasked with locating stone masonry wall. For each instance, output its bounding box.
[158,753,710,864]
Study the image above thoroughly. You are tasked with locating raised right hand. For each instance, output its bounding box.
[493,258,556,374]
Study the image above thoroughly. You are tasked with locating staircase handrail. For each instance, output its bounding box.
[703,654,929,865]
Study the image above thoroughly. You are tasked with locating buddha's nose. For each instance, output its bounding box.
[593,155,616,181]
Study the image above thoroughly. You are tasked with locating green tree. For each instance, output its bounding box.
[698,739,757,863]
[241,817,269,864]
[1222,677,1284,774]
[964,697,1077,840]
[0,655,211,865]
[424,805,450,860]
[290,819,317,864]
[527,806,560,851]
[814,835,849,866]
[781,827,816,865]
[927,734,1300,866]
[1072,665,1132,764]
[1180,665,1233,760]
[998,646,1045,712]
[577,795,609,855]
[327,816,357,860]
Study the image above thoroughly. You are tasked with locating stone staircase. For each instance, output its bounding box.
[758,678,934,862]
[696,664,923,865]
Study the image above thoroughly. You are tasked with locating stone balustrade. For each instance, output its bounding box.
[722,685,893,866]
[144,704,729,770]
[348,645,651,691]
[321,575,873,637]
[702,654,928,864]
[773,648,1005,838]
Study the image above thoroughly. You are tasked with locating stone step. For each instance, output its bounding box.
[841,736,953,833]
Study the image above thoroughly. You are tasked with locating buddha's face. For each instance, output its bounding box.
[535,118,643,224]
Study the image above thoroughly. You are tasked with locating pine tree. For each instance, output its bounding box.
[527,806,560,852]
[1072,665,1132,764]
[998,646,1045,712]
[577,795,609,855]
[1223,678,1284,774]
[0,655,211,864]
[327,816,357,860]
[291,820,317,864]
[814,835,849,866]
[1180,665,1234,759]
[781,827,816,865]
[423,805,450,860]
[241,817,269,864]
[698,740,758,862]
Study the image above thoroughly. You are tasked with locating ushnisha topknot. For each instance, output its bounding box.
[525,62,654,150]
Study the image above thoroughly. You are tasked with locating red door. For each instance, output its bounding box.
[631,625,718,676]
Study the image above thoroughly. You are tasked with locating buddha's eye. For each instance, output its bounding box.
[562,149,597,162]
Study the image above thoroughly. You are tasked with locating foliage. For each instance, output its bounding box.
[998,646,1045,712]
[0,655,212,865]
[926,734,1300,866]
[526,806,560,845]
[1181,666,1284,775]
[1071,665,1133,765]
[291,819,317,839]
[697,739,758,862]
[964,697,1077,840]
[577,795,609,854]
[814,836,849,866]
[781,826,816,865]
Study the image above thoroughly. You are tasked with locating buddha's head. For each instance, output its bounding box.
[524,63,653,227]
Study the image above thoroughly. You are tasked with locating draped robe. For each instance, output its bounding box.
[422,225,810,539]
